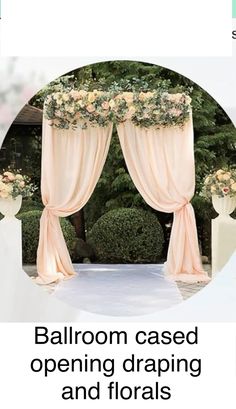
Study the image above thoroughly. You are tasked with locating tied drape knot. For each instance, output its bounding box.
[176,201,191,213]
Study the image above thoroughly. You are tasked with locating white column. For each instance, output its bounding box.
[212,216,236,275]
[0,217,22,275]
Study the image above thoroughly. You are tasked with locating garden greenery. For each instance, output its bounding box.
[88,208,164,263]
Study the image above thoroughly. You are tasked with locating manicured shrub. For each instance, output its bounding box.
[88,208,164,263]
[19,198,43,214]
[17,210,77,264]
[192,195,217,260]
[73,238,96,262]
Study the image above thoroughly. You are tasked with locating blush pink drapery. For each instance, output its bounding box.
[36,119,112,284]
[117,117,209,283]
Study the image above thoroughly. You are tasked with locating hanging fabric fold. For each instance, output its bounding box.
[117,116,209,283]
[36,119,112,284]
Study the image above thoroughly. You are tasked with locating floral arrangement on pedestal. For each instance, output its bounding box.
[202,169,236,199]
[44,89,191,130]
[0,169,37,199]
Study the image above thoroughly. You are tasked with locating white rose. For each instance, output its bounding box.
[62,94,69,102]
[5,184,13,193]
[88,92,96,103]
[222,173,230,181]
[109,99,116,109]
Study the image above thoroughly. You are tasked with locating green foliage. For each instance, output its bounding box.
[88,208,164,263]
[17,210,76,264]
[191,195,217,259]
[73,238,96,262]
[19,198,43,214]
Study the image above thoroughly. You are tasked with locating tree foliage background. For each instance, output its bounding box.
[2,61,236,259]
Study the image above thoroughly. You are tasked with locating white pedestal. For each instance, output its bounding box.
[0,216,22,274]
[212,216,236,275]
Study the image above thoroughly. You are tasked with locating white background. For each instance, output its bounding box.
[0,323,236,408]
[0,0,232,56]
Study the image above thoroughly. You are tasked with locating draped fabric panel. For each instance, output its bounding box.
[117,117,209,283]
[36,119,112,284]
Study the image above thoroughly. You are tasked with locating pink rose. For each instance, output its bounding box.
[222,187,230,195]
[86,104,95,113]
[3,171,15,181]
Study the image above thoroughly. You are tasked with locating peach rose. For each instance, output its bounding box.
[0,191,9,198]
[139,92,147,101]
[169,108,182,117]
[231,183,236,191]
[121,92,134,104]
[216,169,224,176]
[167,93,183,103]
[1,183,13,194]
[222,173,231,181]
[69,90,80,99]
[19,181,25,188]
[3,171,15,181]
[86,104,95,113]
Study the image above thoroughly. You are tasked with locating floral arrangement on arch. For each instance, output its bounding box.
[0,169,37,199]
[44,89,192,130]
[202,168,236,199]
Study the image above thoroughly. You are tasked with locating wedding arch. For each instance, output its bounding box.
[36,90,209,285]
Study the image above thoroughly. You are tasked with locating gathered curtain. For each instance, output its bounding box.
[36,119,112,284]
[117,116,209,283]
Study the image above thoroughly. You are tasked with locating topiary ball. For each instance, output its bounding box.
[17,210,77,264]
[88,208,164,263]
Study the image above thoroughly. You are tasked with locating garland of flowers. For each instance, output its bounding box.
[44,90,191,130]
[202,168,236,199]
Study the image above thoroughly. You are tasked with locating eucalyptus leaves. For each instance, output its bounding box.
[44,90,191,130]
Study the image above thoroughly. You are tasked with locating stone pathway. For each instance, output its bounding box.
[23,264,212,301]
[176,264,211,300]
